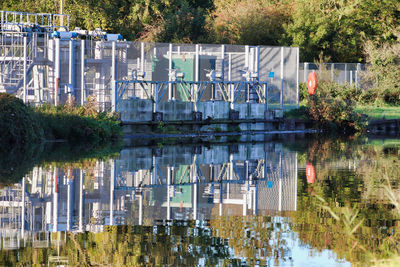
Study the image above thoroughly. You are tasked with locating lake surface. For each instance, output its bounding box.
[1,135,399,266]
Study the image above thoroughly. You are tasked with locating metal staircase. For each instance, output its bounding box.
[0,10,69,102]
[0,34,35,96]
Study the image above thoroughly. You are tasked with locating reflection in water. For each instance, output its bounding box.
[1,138,399,265]
[0,143,297,240]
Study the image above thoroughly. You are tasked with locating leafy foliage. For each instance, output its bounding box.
[0,93,43,148]
[1,0,399,62]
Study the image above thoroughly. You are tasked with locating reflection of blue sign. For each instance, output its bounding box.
[267,181,274,188]
[268,72,275,78]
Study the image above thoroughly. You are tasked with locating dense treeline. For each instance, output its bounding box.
[1,0,399,62]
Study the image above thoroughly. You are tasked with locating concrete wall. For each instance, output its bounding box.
[197,101,230,119]
[120,99,273,123]
[159,101,193,121]
[119,98,153,122]
[233,103,265,119]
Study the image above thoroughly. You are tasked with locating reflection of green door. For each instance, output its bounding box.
[171,185,192,208]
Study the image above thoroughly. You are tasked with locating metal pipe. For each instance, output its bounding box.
[140,42,145,72]
[110,160,115,225]
[280,47,284,110]
[194,44,199,111]
[23,36,27,103]
[228,53,234,109]
[168,43,173,101]
[296,47,299,108]
[79,170,83,232]
[55,38,60,106]
[111,41,117,112]
[80,39,85,106]
[68,40,74,100]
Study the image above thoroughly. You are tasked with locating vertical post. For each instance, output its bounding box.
[140,42,145,72]
[110,160,115,225]
[221,45,225,80]
[264,84,268,110]
[80,39,85,106]
[296,47,299,108]
[245,45,249,69]
[304,62,308,83]
[153,83,158,113]
[67,178,71,231]
[55,38,60,106]
[229,53,233,109]
[111,41,117,112]
[68,40,74,100]
[350,70,353,85]
[344,63,347,84]
[53,167,58,232]
[79,169,83,232]
[255,46,260,80]
[138,193,143,225]
[21,177,25,238]
[23,36,27,103]
[280,47,284,110]
[194,44,200,111]
[168,43,173,101]
[279,151,282,211]
[356,63,361,88]
[331,63,335,82]
[167,167,171,220]
[294,152,298,211]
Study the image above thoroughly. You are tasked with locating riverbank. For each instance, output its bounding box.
[0,94,122,150]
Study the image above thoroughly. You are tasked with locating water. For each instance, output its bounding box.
[0,135,399,266]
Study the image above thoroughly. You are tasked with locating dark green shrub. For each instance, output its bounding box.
[0,93,43,148]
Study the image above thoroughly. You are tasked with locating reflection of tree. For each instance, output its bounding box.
[294,140,400,264]
[209,216,292,266]
[0,223,231,266]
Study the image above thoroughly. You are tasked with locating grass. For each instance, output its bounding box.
[355,106,400,120]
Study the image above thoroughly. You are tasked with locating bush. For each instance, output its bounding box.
[0,93,43,148]
[361,39,400,105]
[307,82,366,133]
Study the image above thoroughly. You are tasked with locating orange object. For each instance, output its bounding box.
[306,163,315,183]
[307,72,317,95]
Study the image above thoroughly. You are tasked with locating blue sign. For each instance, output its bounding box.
[268,72,275,79]
[267,181,274,188]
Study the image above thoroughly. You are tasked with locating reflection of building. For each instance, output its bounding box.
[0,142,298,250]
